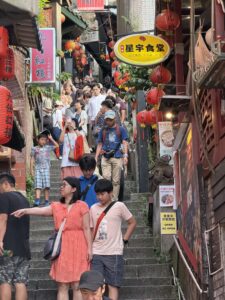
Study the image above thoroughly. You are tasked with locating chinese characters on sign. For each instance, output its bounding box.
[160,212,177,235]
[114,34,170,66]
[30,28,55,83]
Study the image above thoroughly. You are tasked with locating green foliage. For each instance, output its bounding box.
[119,63,153,90]
[37,0,50,26]
[27,85,60,103]
[26,175,34,204]
[56,72,72,83]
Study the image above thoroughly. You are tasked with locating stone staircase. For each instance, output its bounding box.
[27,159,177,300]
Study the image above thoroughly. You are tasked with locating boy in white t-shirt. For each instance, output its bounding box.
[90,179,136,300]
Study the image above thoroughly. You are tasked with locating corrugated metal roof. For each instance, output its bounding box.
[0,0,42,50]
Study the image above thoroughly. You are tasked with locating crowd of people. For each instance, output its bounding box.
[0,78,137,300]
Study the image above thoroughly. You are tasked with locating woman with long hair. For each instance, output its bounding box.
[12,177,92,300]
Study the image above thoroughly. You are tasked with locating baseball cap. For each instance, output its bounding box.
[37,129,50,138]
[104,110,116,120]
[78,270,105,291]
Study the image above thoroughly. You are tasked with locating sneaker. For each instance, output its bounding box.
[44,200,50,206]
[33,200,40,207]
[58,156,62,160]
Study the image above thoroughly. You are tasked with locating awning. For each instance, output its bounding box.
[0,0,42,50]
[61,6,87,39]
[3,116,26,152]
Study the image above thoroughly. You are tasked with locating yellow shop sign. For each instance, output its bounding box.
[114,34,170,66]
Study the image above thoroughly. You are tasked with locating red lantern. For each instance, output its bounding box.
[110,50,116,60]
[0,48,15,80]
[108,41,115,49]
[64,40,76,52]
[156,9,180,32]
[150,65,171,84]
[113,71,121,79]
[136,109,163,127]
[73,50,80,58]
[146,88,165,106]
[0,86,13,144]
[74,42,81,50]
[81,56,87,66]
[0,27,9,58]
[61,14,66,23]
[112,60,120,68]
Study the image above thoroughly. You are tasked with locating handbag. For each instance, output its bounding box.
[67,133,84,162]
[43,205,73,261]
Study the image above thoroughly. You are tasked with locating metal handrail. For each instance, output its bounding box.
[173,235,208,295]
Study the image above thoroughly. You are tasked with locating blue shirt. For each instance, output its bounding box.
[79,175,99,208]
[98,126,128,158]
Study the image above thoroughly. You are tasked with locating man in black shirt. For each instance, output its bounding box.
[0,173,30,300]
[79,270,111,300]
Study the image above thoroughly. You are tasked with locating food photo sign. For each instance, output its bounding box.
[159,185,175,207]
[158,121,174,164]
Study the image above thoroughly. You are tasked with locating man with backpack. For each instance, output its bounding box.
[95,110,128,202]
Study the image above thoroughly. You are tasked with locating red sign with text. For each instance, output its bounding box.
[77,0,104,10]
[31,28,55,83]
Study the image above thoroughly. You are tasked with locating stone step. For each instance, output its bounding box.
[27,285,176,300]
[28,264,171,281]
[30,226,151,242]
[29,256,161,269]
[28,276,173,291]
[120,285,176,299]
[30,247,158,260]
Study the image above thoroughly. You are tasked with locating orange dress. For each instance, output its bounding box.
[50,201,90,283]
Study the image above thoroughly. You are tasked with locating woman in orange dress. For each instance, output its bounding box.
[12,177,92,300]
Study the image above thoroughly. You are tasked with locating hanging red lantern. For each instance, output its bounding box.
[81,55,87,66]
[150,65,172,84]
[61,14,66,23]
[0,27,9,58]
[108,40,115,49]
[74,42,81,51]
[110,50,116,60]
[156,9,180,32]
[73,50,81,58]
[0,86,13,144]
[136,109,163,127]
[64,40,76,52]
[111,60,120,68]
[0,48,15,80]
[113,71,121,79]
[146,88,165,106]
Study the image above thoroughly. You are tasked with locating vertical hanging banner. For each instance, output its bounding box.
[30,28,55,83]
[158,121,174,163]
[77,0,104,10]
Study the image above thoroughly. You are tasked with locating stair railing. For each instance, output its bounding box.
[173,235,208,295]
[171,267,186,300]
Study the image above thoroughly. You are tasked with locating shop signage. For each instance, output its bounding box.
[159,185,175,207]
[160,212,177,235]
[30,28,55,83]
[114,34,170,66]
[76,0,104,10]
[158,122,174,163]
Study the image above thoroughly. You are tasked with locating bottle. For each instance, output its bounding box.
[2,250,13,257]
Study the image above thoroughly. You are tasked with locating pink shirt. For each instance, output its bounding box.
[90,202,132,255]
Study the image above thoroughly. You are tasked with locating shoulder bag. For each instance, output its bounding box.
[93,201,116,240]
[43,205,73,261]
[67,133,84,162]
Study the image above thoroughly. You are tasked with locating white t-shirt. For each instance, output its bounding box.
[76,110,88,136]
[88,95,105,122]
[52,109,63,128]
[90,202,133,255]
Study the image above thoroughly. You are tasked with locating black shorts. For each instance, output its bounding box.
[0,256,30,285]
[91,255,124,288]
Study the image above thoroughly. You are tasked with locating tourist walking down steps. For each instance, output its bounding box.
[12,177,92,300]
